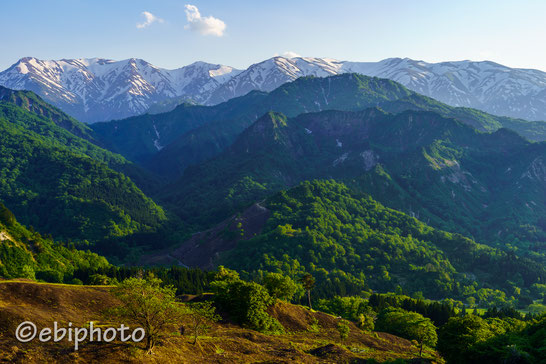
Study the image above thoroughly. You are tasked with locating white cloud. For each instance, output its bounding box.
[184,4,226,37]
[275,51,301,59]
[137,11,164,29]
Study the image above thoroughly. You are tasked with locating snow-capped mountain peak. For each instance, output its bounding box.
[1,55,546,122]
[208,56,546,120]
[0,57,240,122]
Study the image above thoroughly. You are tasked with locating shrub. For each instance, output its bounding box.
[263,272,300,301]
[376,308,437,357]
[212,269,283,333]
[337,320,350,342]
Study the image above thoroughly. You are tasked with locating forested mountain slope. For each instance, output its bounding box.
[159,108,546,262]
[215,180,546,303]
[0,202,109,281]
[0,98,166,243]
[0,85,94,140]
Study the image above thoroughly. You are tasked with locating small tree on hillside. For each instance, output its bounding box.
[337,320,350,342]
[109,276,186,354]
[187,301,221,345]
[299,273,315,310]
[414,318,438,357]
[357,306,376,331]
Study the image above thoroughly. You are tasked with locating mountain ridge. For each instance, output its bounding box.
[89,73,546,182]
[0,57,241,122]
[158,107,546,263]
[2,56,546,122]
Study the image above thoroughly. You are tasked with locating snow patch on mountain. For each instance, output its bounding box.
[152,122,163,151]
[333,152,349,167]
[208,56,546,122]
[2,55,546,123]
[361,150,378,171]
[0,57,241,123]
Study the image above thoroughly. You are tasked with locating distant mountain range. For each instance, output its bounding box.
[0,57,241,123]
[89,73,546,182]
[2,72,543,259]
[1,56,546,123]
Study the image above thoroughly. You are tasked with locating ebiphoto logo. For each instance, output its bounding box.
[15,321,145,351]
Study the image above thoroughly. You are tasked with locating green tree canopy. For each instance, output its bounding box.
[211,273,283,333]
[109,276,186,353]
[376,308,437,357]
[437,315,504,363]
[263,272,301,301]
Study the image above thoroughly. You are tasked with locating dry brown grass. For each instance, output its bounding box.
[0,281,444,363]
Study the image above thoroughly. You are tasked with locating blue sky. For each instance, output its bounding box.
[2,0,545,71]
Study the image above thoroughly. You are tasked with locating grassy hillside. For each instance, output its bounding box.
[0,280,441,363]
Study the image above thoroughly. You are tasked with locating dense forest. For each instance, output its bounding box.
[0,202,109,281]
[160,108,546,265]
[0,100,168,243]
[2,190,546,362]
[220,180,546,306]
